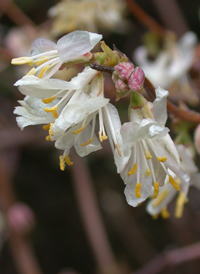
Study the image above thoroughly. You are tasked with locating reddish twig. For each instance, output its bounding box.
[133,241,200,274]
[125,0,166,38]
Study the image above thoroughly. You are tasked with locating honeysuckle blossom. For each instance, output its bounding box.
[116,87,190,207]
[14,66,124,170]
[48,0,128,36]
[11,30,102,79]
[134,32,198,104]
[147,144,200,218]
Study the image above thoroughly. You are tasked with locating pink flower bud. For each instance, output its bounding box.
[7,203,36,234]
[115,79,129,93]
[194,124,200,155]
[114,62,135,81]
[128,67,145,91]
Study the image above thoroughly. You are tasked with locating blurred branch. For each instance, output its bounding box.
[0,151,43,274]
[134,241,200,274]
[125,0,166,38]
[0,0,36,27]
[71,154,123,274]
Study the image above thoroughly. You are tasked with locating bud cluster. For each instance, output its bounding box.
[112,62,145,100]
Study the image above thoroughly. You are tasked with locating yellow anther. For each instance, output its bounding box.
[64,153,73,166]
[44,105,58,113]
[127,163,137,176]
[43,124,50,130]
[153,182,159,199]
[135,182,142,198]
[98,131,108,142]
[46,135,51,141]
[115,144,122,157]
[175,192,185,218]
[152,214,159,220]
[29,61,33,66]
[180,156,182,162]
[169,175,180,191]
[80,137,95,146]
[153,190,168,207]
[52,110,58,118]
[59,155,65,171]
[146,169,151,176]
[73,124,86,134]
[35,56,49,66]
[145,150,152,159]
[157,156,167,162]
[38,65,49,78]
[161,207,170,218]
[11,57,31,65]
[42,96,56,104]
[49,123,54,136]
[26,68,36,76]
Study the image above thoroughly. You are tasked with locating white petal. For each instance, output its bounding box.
[153,86,169,126]
[57,31,102,61]
[176,144,198,174]
[31,38,57,55]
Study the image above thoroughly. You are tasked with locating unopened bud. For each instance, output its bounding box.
[114,62,134,81]
[128,67,145,91]
[115,79,129,92]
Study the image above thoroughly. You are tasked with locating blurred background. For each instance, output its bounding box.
[0,0,200,274]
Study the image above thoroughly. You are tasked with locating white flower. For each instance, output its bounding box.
[147,144,200,218]
[116,87,190,207]
[134,32,197,89]
[11,30,102,79]
[14,67,123,170]
[48,0,128,36]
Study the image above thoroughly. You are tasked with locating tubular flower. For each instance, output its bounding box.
[14,67,124,170]
[147,144,200,219]
[116,87,190,207]
[11,30,102,79]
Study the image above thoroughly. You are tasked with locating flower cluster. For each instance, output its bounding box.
[12,30,191,213]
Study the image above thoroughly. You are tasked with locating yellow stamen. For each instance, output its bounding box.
[43,105,58,113]
[26,68,36,76]
[153,182,159,199]
[42,96,56,104]
[127,163,137,176]
[153,190,168,207]
[135,182,142,198]
[115,144,122,157]
[43,124,50,130]
[157,156,167,162]
[98,131,108,142]
[175,192,185,218]
[46,135,51,141]
[73,124,86,134]
[80,137,95,146]
[169,175,180,191]
[146,169,151,176]
[38,65,49,78]
[49,123,54,136]
[35,56,49,66]
[161,207,170,218]
[59,155,65,171]
[64,154,73,166]
[11,57,31,65]
[180,156,182,162]
[52,110,58,118]
[145,150,152,159]
[152,214,159,220]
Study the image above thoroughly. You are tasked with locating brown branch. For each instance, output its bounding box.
[134,241,200,274]
[144,78,200,124]
[125,0,166,38]
[70,154,122,274]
